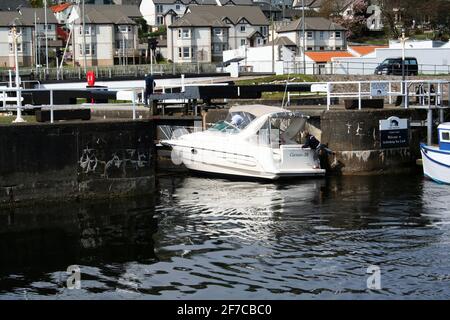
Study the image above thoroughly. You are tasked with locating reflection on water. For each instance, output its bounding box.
[0,174,450,299]
[0,198,158,299]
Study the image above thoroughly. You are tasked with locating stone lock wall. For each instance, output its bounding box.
[0,120,156,205]
[318,109,428,174]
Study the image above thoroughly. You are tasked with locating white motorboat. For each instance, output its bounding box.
[161,105,326,180]
[420,122,450,184]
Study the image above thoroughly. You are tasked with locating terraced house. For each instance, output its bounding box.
[276,17,347,52]
[140,0,254,27]
[71,4,142,66]
[167,5,269,63]
[0,7,57,68]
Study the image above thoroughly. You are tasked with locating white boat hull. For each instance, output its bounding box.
[170,143,325,180]
[420,144,450,184]
[162,105,327,181]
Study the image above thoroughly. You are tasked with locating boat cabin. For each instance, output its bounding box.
[438,123,450,151]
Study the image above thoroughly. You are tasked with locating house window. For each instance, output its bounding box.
[260,26,267,35]
[9,27,23,35]
[240,25,246,32]
[156,4,163,13]
[307,31,313,39]
[241,39,246,46]
[79,44,93,55]
[306,47,313,51]
[213,44,221,53]
[182,28,190,38]
[441,130,450,142]
[319,46,325,50]
[335,31,342,39]
[320,31,324,39]
[156,15,164,25]
[176,4,181,10]
[80,26,94,35]
[183,47,190,58]
[214,28,222,36]
[178,47,182,58]
[9,42,24,54]
[257,38,262,45]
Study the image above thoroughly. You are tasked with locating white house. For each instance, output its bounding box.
[0,8,58,68]
[276,17,347,53]
[167,5,269,63]
[69,4,142,67]
[223,42,297,75]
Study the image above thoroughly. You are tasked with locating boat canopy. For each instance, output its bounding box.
[229,105,287,118]
[438,122,450,151]
[438,123,450,131]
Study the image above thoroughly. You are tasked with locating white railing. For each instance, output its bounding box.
[1,85,146,123]
[273,79,450,111]
[321,79,450,110]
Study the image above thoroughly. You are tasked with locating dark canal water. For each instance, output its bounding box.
[1,173,450,299]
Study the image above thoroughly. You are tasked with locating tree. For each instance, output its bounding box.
[29,0,44,7]
[378,0,450,37]
[320,0,370,39]
[337,0,369,39]
[30,0,55,8]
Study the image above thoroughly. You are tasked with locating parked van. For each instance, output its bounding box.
[374,57,419,75]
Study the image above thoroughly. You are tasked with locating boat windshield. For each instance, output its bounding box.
[208,111,256,134]
[208,121,241,134]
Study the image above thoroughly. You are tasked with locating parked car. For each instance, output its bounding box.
[374,57,419,76]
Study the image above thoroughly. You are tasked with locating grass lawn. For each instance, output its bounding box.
[235,74,318,86]
[0,115,36,125]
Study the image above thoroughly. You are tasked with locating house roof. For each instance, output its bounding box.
[305,51,354,62]
[247,30,265,39]
[293,0,355,11]
[349,45,388,56]
[170,5,269,28]
[277,17,346,32]
[0,8,58,27]
[293,0,324,9]
[51,3,72,13]
[255,1,283,12]
[267,36,296,47]
[74,4,141,25]
[153,0,253,4]
[0,0,30,11]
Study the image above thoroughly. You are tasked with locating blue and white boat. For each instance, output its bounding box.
[420,123,450,184]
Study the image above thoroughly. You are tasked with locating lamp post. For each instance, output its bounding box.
[82,0,87,71]
[44,0,49,73]
[399,28,408,106]
[301,0,306,74]
[34,11,38,74]
[12,23,25,123]
[271,0,274,73]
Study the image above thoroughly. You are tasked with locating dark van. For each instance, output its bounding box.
[374,57,418,76]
